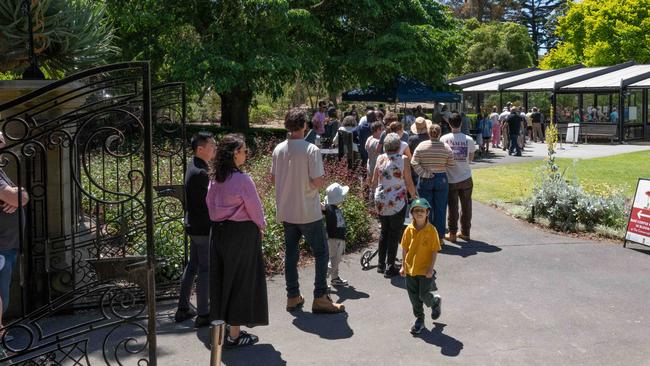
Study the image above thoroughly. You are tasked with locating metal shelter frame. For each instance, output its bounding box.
[448,61,650,142]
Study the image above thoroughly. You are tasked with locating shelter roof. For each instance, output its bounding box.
[450,71,507,88]
[461,69,553,92]
[561,65,650,90]
[629,77,650,89]
[506,67,606,91]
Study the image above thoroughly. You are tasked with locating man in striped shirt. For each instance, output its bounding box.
[411,124,455,240]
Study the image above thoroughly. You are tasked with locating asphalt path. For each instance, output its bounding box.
[156,202,650,366]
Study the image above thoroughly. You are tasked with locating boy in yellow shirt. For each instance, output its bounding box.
[399,198,442,334]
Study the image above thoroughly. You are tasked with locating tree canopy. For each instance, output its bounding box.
[540,0,650,68]
[452,20,535,75]
[442,0,516,22]
[442,0,561,62]
[106,0,462,128]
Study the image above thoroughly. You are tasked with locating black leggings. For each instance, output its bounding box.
[378,205,407,270]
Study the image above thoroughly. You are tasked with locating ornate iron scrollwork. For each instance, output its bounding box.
[0,63,187,365]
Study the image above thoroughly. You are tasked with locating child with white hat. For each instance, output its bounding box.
[322,183,350,286]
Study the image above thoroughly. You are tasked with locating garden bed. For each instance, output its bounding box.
[472,150,650,240]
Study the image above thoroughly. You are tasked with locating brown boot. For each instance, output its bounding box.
[312,295,345,314]
[458,233,471,241]
[286,295,305,312]
[444,232,457,243]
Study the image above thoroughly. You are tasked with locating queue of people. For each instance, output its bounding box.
[169,103,479,347]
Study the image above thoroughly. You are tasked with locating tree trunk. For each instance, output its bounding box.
[328,90,338,106]
[219,87,253,129]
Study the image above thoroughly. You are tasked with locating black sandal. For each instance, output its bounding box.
[225,330,259,348]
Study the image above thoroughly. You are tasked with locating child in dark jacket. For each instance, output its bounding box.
[322,183,350,286]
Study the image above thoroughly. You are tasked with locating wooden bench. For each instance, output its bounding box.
[579,124,618,144]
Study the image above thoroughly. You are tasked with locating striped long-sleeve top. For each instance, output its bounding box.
[411,140,455,178]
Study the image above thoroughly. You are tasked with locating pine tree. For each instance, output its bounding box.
[513,0,565,59]
[441,0,517,22]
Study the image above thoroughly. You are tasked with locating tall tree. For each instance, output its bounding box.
[453,21,535,75]
[441,0,516,22]
[543,0,569,52]
[540,0,650,68]
[107,0,461,128]
[512,0,564,58]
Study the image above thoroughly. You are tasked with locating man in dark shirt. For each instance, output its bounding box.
[322,107,340,148]
[176,132,216,327]
[356,110,375,169]
[0,131,29,329]
[507,108,523,156]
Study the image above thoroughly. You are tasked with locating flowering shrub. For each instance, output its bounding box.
[530,163,628,233]
[529,117,628,234]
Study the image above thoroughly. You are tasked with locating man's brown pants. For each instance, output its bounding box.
[447,177,473,236]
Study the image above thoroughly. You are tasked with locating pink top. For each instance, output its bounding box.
[206,172,266,231]
[312,111,326,135]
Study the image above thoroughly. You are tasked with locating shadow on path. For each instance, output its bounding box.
[196,326,285,366]
[290,310,353,340]
[389,275,406,289]
[329,285,369,303]
[196,326,211,349]
[440,239,501,258]
[417,322,464,357]
[626,242,650,256]
[222,344,287,366]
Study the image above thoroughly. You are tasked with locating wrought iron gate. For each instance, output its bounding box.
[0,62,186,365]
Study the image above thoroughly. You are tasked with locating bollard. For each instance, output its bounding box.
[210,320,226,366]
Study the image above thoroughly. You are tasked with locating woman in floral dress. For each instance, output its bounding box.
[370,133,418,278]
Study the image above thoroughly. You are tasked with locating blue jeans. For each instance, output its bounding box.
[0,249,18,313]
[283,220,329,299]
[509,134,521,155]
[178,235,210,315]
[417,174,449,238]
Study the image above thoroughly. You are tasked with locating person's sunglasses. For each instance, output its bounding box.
[412,208,427,214]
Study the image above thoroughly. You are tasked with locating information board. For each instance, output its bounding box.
[565,123,580,144]
[625,178,650,247]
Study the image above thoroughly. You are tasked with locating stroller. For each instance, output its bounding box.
[360,208,412,270]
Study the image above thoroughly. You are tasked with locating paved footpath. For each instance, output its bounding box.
[154,202,650,366]
[472,141,650,169]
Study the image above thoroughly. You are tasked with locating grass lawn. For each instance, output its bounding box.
[472,150,650,204]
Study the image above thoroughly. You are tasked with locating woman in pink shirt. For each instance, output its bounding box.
[206,133,268,348]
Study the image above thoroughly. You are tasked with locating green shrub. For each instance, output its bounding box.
[530,174,627,232]
[341,195,372,251]
[250,104,276,125]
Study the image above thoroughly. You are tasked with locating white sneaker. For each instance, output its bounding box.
[330,277,349,286]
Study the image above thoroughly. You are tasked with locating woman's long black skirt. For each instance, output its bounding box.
[209,220,269,327]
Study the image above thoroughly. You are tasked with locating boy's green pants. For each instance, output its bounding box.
[406,275,437,320]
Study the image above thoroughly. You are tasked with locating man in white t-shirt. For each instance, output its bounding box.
[440,112,476,243]
[271,108,345,314]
